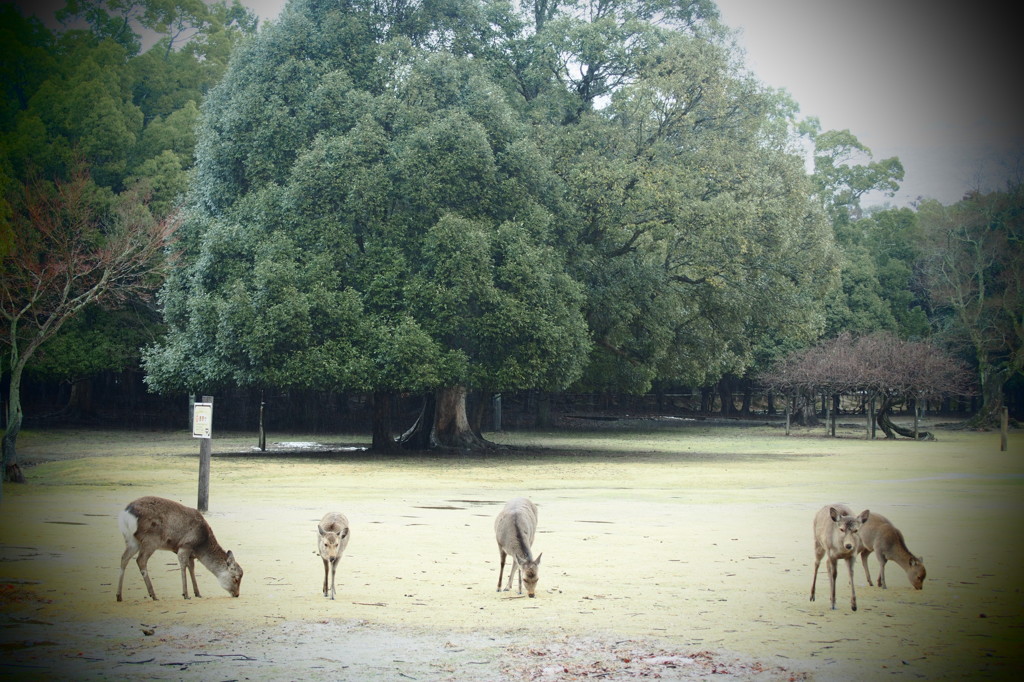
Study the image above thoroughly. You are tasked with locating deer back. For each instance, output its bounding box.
[495,497,538,561]
[126,496,215,553]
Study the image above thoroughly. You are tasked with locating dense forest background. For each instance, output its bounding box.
[3,0,1022,454]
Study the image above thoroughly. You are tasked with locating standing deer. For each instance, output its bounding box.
[318,512,350,600]
[858,512,926,589]
[494,497,542,598]
[811,504,870,611]
[116,496,243,601]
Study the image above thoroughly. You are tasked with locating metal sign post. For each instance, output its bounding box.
[193,396,213,512]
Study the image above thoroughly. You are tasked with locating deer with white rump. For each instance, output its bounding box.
[495,497,542,597]
[116,496,243,601]
[318,512,350,600]
[858,512,926,590]
[810,503,870,611]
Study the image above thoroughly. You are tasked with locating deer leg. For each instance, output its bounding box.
[810,545,824,602]
[323,558,329,597]
[177,549,193,599]
[497,549,507,592]
[506,559,518,592]
[877,553,888,589]
[136,549,159,601]
[860,550,874,586]
[845,556,858,611]
[187,553,201,598]
[329,560,337,600]
[827,557,838,610]
[117,544,136,602]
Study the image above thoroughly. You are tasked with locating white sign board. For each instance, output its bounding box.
[192,402,213,439]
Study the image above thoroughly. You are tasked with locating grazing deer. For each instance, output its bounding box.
[858,512,926,589]
[811,504,870,611]
[116,496,243,601]
[494,497,542,598]
[318,512,350,600]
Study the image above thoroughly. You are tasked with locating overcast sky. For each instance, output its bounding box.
[714,0,1021,206]
[18,0,1022,207]
[236,0,1024,207]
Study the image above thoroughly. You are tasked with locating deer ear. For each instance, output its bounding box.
[318,526,325,536]
[226,550,234,562]
[341,528,349,539]
[829,507,841,521]
[859,510,870,524]
[534,553,542,565]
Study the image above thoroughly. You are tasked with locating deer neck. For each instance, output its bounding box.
[193,538,229,574]
[888,542,917,569]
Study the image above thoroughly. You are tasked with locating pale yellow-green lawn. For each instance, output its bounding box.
[1,421,1021,680]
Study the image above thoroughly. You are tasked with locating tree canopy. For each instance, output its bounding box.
[143,0,841,448]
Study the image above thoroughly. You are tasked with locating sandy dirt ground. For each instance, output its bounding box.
[1,422,1022,680]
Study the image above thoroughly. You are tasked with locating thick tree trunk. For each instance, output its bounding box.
[434,385,488,449]
[398,387,492,451]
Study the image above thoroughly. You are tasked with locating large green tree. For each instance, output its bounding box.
[519,16,837,395]
[144,0,590,449]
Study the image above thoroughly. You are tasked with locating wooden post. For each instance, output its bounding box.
[259,391,266,452]
[1001,406,1009,452]
[824,394,831,437]
[492,393,502,432]
[830,394,838,437]
[194,395,213,512]
[785,395,791,436]
[867,395,875,440]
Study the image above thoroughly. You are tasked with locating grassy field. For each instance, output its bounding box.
[1,420,1022,680]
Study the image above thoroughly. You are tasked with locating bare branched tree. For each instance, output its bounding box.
[1,163,176,491]
[759,332,974,439]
